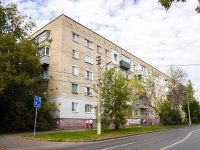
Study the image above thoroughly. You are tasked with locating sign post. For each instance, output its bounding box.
[33,96,42,136]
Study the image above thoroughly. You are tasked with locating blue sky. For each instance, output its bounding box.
[5,0,200,100]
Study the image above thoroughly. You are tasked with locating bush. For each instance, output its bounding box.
[162,109,182,125]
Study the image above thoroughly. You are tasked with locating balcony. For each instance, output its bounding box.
[40,55,50,65]
[43,74,49,80]
[34,74,49,82]
[119,60,130,70]
[140,104,148,109]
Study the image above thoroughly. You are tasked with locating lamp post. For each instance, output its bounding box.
[96,56,112,135]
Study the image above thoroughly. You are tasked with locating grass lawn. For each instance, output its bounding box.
[23,125,191,142]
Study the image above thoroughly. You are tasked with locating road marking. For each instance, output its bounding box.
[160,129,200,150]
[101,142,135,150]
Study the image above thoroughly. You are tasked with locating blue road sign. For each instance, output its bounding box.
[34,96,42,108]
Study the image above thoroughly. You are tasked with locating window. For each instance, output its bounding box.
[114,66,118,72]
[84,87,93,96]
[45,47,50,56]
[105,50,109,57]
[122,70,126,77]
[72,33,79,42]
[84,54,93,64]
[38,46,50,57]
[97,45,101,53]
[106,63,110,69]
[134,65,138,71]
[72,66,78,76]
[84,70,93,80]
[72,49,79,59]
[85,39,92,49]
[141,66,146,72]
[135,110,139,116]
[127,73,132,79]
[85,104,92,113]
[141,110,146,116]
[36,31,50,43]
[132,109,134,116]
[114,54,118,61]
[72,83,78,94]
[72,102,78,112]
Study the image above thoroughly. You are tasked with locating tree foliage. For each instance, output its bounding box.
[155,99,182,125]
[182,80,200,124]
[132,68,185,125]
[100,69,133,130]
[0,2,36,39]
[0,2,57,132]
[167,66,187,106]
[158,0,200,13]
[131,71,158,111]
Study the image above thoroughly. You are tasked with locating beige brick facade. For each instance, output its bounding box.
[31,14,169,129]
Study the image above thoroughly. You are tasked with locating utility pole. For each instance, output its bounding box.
[96,56,101,134]
[187,94,191,125]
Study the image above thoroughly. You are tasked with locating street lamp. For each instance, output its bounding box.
[96,56,112,135]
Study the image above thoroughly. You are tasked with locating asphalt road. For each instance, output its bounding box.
[1,125,200,150]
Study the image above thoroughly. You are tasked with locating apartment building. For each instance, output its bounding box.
[31,14,169,129]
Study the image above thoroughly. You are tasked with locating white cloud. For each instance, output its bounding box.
[5,0,200,100]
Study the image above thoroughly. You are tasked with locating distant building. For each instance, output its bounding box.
[31,14,169,129]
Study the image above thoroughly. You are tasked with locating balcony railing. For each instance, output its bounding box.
[140,104,148,109]
[40,55,50,65]
[119,60,130,70]
[34,74,49,82]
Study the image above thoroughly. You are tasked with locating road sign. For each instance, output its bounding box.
[34,96,42,108]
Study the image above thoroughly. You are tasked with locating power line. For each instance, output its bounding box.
[154,64,200,67]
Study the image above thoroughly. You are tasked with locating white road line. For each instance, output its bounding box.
[160,129,200,150]
[101,142,135,150]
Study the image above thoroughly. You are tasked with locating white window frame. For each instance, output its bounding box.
[72,33,79,42]
[114,66,118,72]
[141,110,146,116]
[105,50,109,57]
[72,83,78,94]
[72,66,78,76]
[128,73,132,79]
[85,104,93,113]
[85,39,92,49]
[72,102,78,112]
[136,110,140,116]
[84,87,93,96]
[37,32,47,43]
[84,70,93,80]
[39,46,50,57]
[97,45,101,53]
[45,46,50,56]
[141,66,146,72]
[72,49,79,59]
[84,54,93,64]
[122,70,126,77]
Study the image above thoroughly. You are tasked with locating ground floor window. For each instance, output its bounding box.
[85,104,92,113]
[72,102,78,112]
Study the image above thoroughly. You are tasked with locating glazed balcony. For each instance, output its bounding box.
[119,60,130,70]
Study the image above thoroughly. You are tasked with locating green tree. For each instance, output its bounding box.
[158,0,200,13]
[155,99,182,125]
[182,80,200,124]
[131,71,159,115]
[100,69,133,130]
[0,2,57,132]
[131,68,185,125]
[0,2,36,39]
[167,66,187,107]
